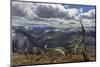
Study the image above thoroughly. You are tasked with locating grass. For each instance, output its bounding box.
[11,43,96,65]
[11,50,96,65]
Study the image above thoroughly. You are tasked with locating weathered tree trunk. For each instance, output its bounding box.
[80,19,87,61]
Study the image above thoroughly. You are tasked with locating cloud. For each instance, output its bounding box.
[12,2,38,19]
[12,1,80,20]
[12,1,96,32]
[34,4,79,19]
[79,8,83,13]
[65,8,79,19]
[78,9,95,19]
[34,4,67,18]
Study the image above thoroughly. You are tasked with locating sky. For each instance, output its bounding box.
[12,1,96,31]
[64,4,95,12]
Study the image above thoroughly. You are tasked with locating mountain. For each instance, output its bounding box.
[12,25,96,49]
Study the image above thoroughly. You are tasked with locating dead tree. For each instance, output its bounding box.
[79,19,87,61]
[73,18,87,61]
[75,19,87,61]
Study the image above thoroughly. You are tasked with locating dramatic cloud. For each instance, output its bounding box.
[12,1,96,31]
[78,9,95,19]
[12,1,79,20]
[34,4,79,19]
[65,8,79,19]
[12,2,38,19]
[34,4,66,18]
